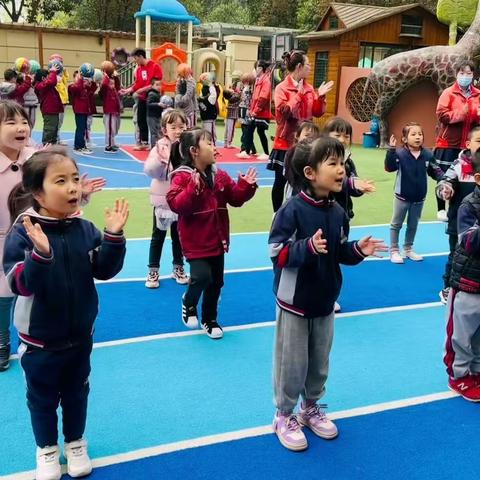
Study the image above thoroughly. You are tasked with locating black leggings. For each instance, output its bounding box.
[254,120,269,155]
[148,210,183,268]
[272,167,287,213]
[137,99,149,143]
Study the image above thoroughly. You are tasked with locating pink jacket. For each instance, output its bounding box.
[144,137,174,209]
[0,146,37,297]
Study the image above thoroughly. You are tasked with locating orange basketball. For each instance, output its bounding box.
[101,60,115,75]
[177,63,192,78]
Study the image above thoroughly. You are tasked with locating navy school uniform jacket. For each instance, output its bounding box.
[384,146,443,203]
[2,209,126,350]
[269,191,366,317]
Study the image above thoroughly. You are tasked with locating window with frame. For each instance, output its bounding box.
[329,16,339,30]
[358,43,412,68]
[314,52,329,88]
[400,14,423,37]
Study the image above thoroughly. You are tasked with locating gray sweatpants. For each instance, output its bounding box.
[390,197,424,250]
[104,114,121,148]
[445,290,480,378]
[273,306,334,414]
[147,116,161,148]
[202,120,217,145]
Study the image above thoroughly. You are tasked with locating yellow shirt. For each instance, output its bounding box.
[55,69,70,105]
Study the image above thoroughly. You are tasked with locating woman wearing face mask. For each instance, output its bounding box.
[435,60,480,221]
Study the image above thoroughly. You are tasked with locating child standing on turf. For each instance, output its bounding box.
[324,117,375,220]
[444,151,480,402]
[436,125,480,303]
[386,122,444,264]
[167,128,257,339]
[99,71,122,153]
[0,101,36,372]
[269,137,386,451]
[3,147,127,480]
[144,109,188,288]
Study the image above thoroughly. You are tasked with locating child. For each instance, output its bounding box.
[197,73,218,145]
[3,147,127,480]
[237,73,257,158]
[0,101,37,372]
[269,137,386,451]
[144,109,188,288]
[0,68,32,104]
[34,68,64,145]
[166,128,257,339]
[436,125,480,303]
[444,150,480,402]
[86,75,98,149]
[49,55,70,145]
[324,117,375,220]
[222,88,241,148]
[99,71,122,153]
[386,122,443,264]
[23,73,39,130]
[146,77,164,148]
[69,71,98,154]
[283,121,321,201]
[174,63,197,128]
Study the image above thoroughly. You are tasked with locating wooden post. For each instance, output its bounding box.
[38,29,44,67]
[187,21,193,66]
[176,24,181,47]
[146,15,151,58]
[105,34,110,60]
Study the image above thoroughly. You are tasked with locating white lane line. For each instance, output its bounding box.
[76,163,147,176]
[8,300,443,360]
[3,390,457,480]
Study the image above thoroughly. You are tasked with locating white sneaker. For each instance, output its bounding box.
[437,210,448,222]
[404,249,423,261]
[256,153,270,161]
[235,151,250,159]
[145,270,160,288]
[201,320,224,339]
[334,302,341,313]
[64,439,92,478]
[36,445,61,480]
[390,251,404,264]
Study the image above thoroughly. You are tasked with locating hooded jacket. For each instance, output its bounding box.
[35,71,63,115]
[2,209,126,350]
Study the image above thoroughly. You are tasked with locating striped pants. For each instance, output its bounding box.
[104,114,121,148]
[202,120,217,145]
[224,118,236,147]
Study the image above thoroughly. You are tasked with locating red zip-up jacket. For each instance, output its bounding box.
[166,165,257,260]
[99,75,121,115]
[250,72,272,120]
[34,71,63,115]
[273,74,326,150]
[132,60,163,101]
[10,76,32,105]
[436,82,480,149]
[69,78,98,115]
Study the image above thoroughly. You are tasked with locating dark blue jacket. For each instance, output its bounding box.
[385,146,443,202]
[269,191,366,317]
[3,210,126,350]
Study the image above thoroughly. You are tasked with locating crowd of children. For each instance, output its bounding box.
[2,50,480,478]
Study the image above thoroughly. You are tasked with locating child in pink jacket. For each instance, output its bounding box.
[144,109,188,288]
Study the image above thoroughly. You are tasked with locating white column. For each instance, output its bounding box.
[176,24,181,47]
[135,17,140,48]
[146,15,152,58]
[187,21,193,66]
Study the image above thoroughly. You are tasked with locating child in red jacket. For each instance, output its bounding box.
[99,72,122,153]
[166,128,257,339]
[69,72,98,154]
[34,68,64,145]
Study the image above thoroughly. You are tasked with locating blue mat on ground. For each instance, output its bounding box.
[1,305,448,475]
[86,398,478,480]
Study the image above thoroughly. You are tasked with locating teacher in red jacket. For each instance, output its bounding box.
[268,50,334,212]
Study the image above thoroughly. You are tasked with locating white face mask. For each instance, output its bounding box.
[457,75,473,88]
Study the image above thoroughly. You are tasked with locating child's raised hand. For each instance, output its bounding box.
[23,216,50,256]
[240,167,258,185]
[389,135,397,147]
[353,178,376,193]
[80,173,106,195]
[104,199,129,233]
[357,236,388,257]
[312,228,328,254]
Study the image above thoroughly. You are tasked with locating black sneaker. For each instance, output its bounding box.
[111,145,120,152]
[181,295,198,329]
[201,320,223,339]
[104,146,116,154]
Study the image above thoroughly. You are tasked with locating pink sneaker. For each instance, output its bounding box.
[298,402,338,439]
[273,411,308,451]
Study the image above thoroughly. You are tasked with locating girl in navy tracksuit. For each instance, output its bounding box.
[269,137,386,452]
[3,147,127,480]
[385,122,443,264]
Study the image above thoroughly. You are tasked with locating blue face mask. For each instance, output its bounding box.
[457,75,473,88]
